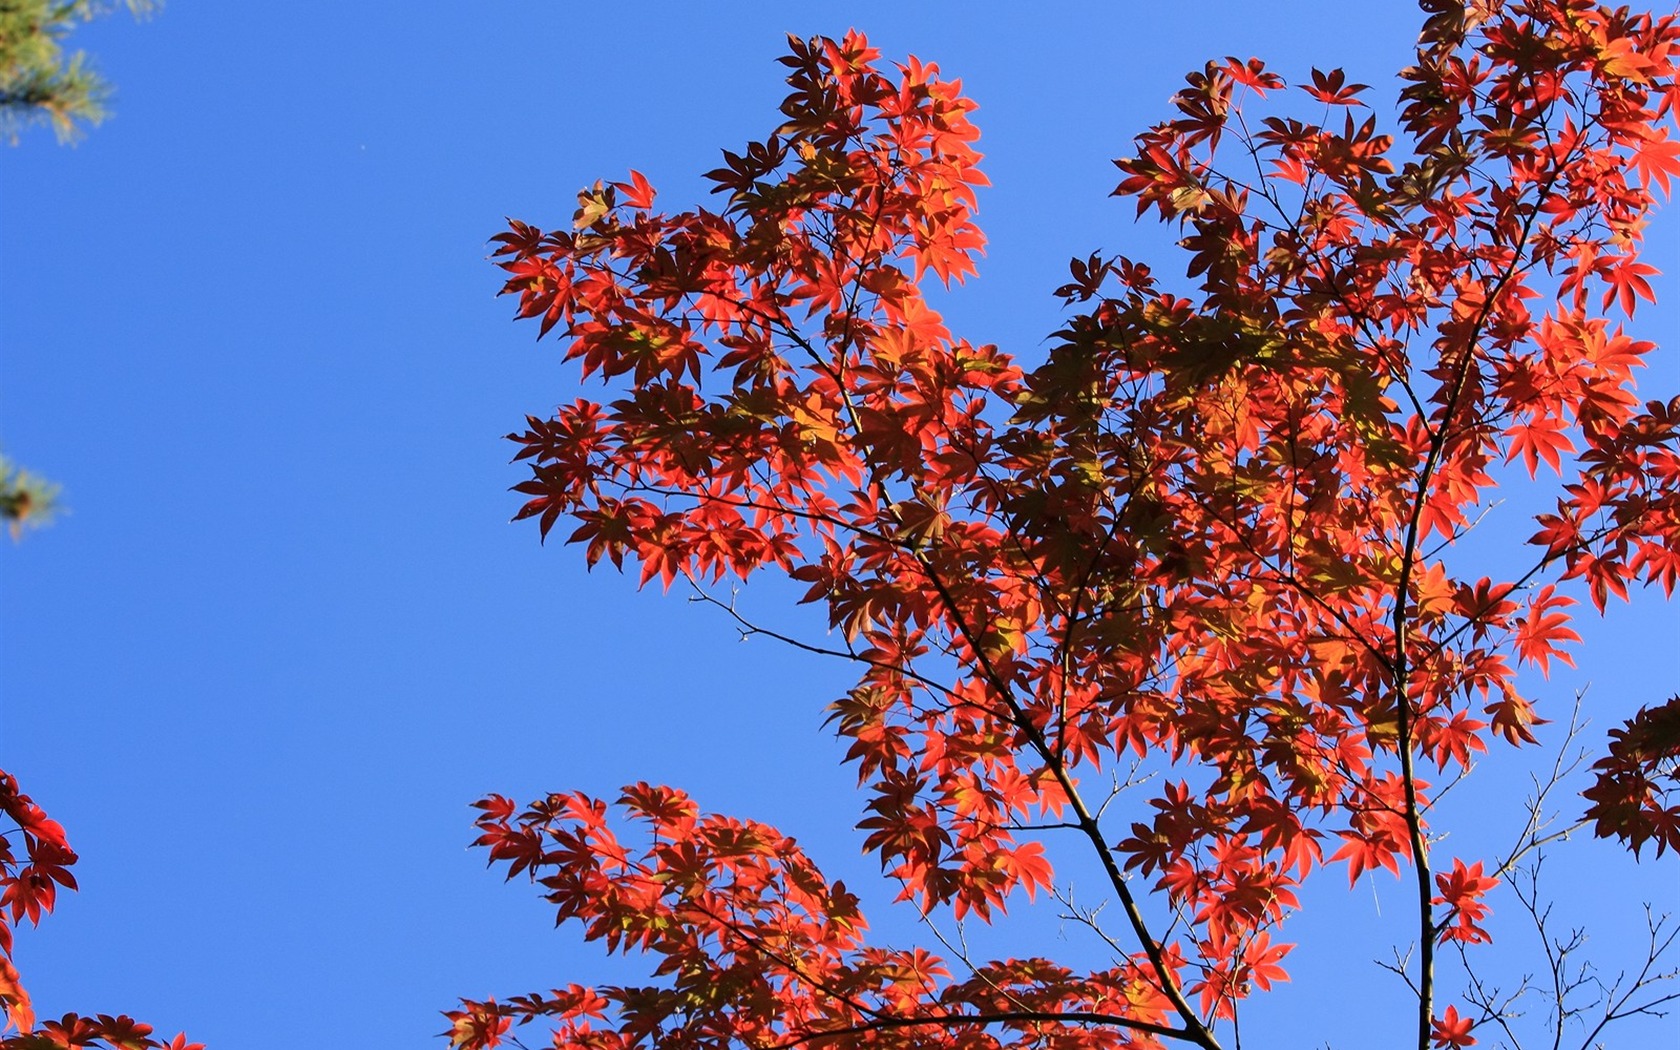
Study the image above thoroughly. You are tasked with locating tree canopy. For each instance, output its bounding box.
[3,3,1679,1050]
[466,3,1680,1049]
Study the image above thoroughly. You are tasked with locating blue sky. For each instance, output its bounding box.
[2,3,1676,1048]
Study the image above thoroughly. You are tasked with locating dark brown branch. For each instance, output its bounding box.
[778,1009,1194,1049]
[760,302,1224,1050]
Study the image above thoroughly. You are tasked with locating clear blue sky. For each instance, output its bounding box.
[2,3,1675,1048]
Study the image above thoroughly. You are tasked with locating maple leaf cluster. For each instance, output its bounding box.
[1582,694,1680,856]
[476,5,1680,1050]
[0,770,200,1050]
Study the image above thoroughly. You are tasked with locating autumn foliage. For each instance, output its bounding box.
[0,773,201,1050]
[467,3,1680,1050]
[6,3,1680,1050]
[1583,694,1680,855]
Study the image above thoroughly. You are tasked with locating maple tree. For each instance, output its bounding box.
[0,772,199,1050]
[464,3,1680,1050]
[7,3,1680,1050]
